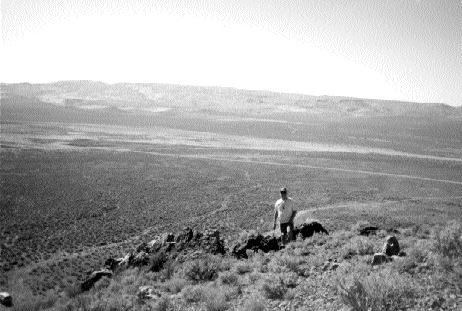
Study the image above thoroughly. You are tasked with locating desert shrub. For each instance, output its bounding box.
[164,276,188,294]
[338,268,416,311]
[248,272,261,284]
[64,284,82,299]
[153,297,171,311]
[12,293,59,311]
[219,271,239,285]
[283,288,296,300]
[150,252,167,272]
[93,276,112,291]
[342,236,375,258]
[202,288,229,311]
[182,257,220,283]
[325,230,354,249]
[159,261,176,281]
[411,224,432,239]
[392,240,431,274]
[218,257,235,271]
[235,263,253,275]
[433,221,462,259]
[280,272,299,289]
[249,252,270,273]
[260,276,288,300]
[182,285,204,303]
[275,254,303,274]
[58,295,92,311]
[240,297,266,311]
[351,220,372,233]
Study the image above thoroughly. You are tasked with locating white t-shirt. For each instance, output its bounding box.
[274,197,297,224]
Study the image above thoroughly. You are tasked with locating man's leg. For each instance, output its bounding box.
[288,222,295,241]
[280,223,288,244]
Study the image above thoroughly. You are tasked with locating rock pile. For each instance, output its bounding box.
[371,235,405,266]
[83,227,226,291]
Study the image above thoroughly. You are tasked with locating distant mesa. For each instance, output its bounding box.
[1,81,459,118]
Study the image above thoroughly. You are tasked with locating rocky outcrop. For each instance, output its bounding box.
[293,221,329,238]
[231,233,281,259]
[81,269,113,292]
[0,292,12,307]
[382,236,400,256]
[231,221,329,259]
[104,227,226,272]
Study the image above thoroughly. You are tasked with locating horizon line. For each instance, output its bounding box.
[1,79,458,107]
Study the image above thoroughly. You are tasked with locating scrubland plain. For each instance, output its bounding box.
[0,82,461,309]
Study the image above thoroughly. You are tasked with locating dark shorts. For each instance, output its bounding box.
[280,222,294,234]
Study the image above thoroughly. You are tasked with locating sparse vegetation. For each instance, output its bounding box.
[1,98,461,310]
[181,256,221,283]
[338,268,416,311]
[260,276,289,300]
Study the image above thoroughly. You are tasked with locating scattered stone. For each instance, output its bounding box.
[382,236,400,256]
[0,292,13,307]
[358,226,379,236]
[371,252,391,266]
[137,285,161,300]
[81,269,113,292]
[322,261,340,271]
[293,221,329,238]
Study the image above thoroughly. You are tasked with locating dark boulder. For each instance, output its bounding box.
[382,236,400,256]
[231,233,281,259]
[294,221,329,238]
[81,269,113,292]
[371,253,391,266]
[0,292,12,307]
[358,226,380,236]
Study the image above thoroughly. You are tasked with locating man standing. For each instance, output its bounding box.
[273,187,298,244]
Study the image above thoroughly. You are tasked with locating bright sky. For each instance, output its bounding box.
[1,0,461,105]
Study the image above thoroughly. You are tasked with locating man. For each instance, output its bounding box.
[273,187,298,244]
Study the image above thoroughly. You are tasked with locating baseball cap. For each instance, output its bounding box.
[280,187,287,193]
